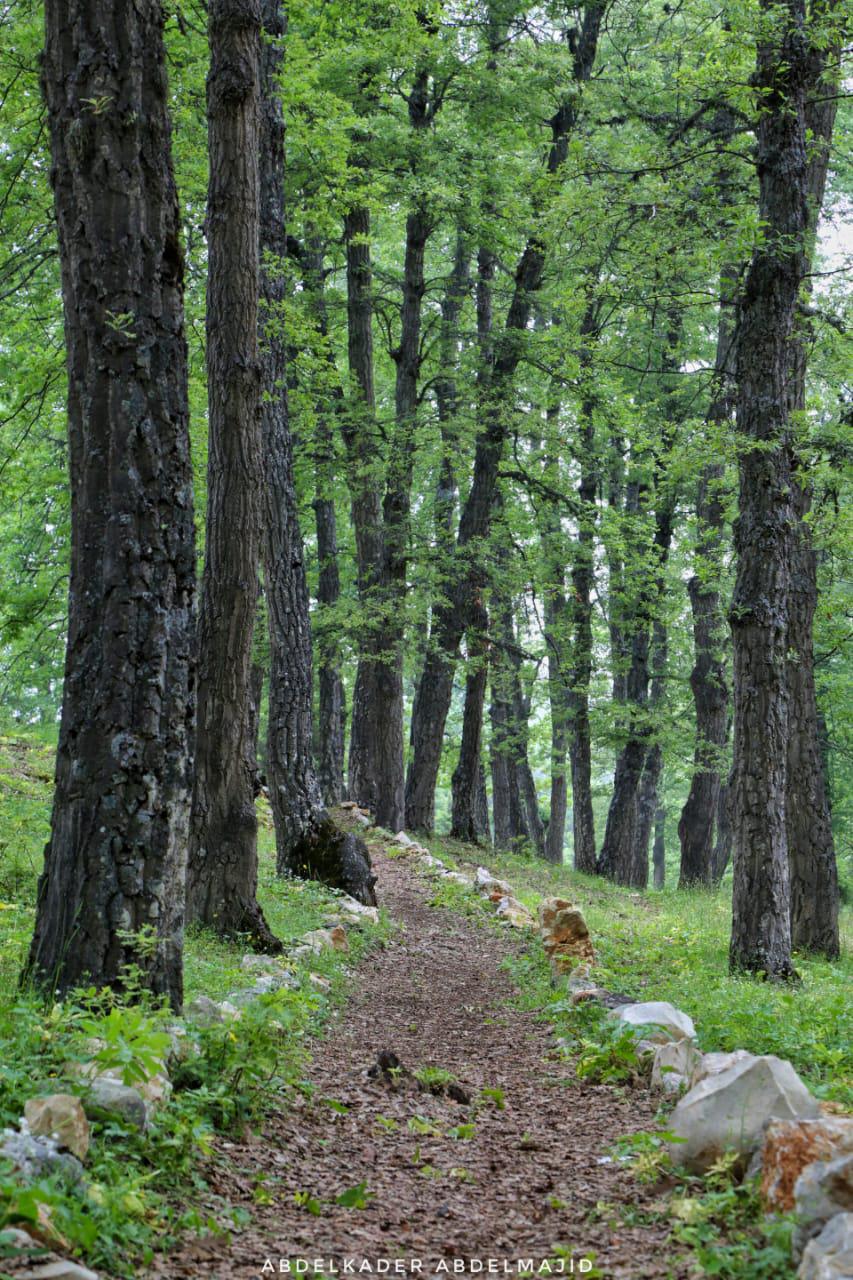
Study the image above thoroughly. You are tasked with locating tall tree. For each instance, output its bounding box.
[258,0,376,904]
[185,0,279,949]
[728,0,837,977]
[27,0,196,1007]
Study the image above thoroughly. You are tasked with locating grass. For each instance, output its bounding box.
[0,733,387,1276]
[424,837,853,1107]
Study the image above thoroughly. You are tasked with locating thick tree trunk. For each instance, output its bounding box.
[785,59,841,959]
[635,619,667,884]
[187,0,276,949]
[27,0,195,1009]
[258,2,375,906]
[404,4,605,832]
[712,773,733,885]
[728,0,825,979]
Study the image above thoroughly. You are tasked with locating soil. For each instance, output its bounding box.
[153,848,690,1280]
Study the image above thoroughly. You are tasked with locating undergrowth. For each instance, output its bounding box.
[0,734,387,1276]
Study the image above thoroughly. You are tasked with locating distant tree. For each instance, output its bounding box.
[26,0,196,1007]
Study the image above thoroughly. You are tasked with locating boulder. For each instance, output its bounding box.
[495,895,535,929]
[537,898,595,975]
[794,1155,853,1257]
[394,831,413,847]
[420,854,447,871]
[185,995,224,1027]
[83,1079,149,1131]
[610,1001,696,1045]
[0,1126,84,1186]
[441,871,475,889]
[798,1213,853,1280]
[24,1095,89,1161]
[668,1054,820,1173]
[308,973,331,993]
[760,1117,853,1212]
[651,1041,700,1096]
[690,1049,756,1089]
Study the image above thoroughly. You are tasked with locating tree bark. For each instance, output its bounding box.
[785,43,841,959]
[27,0,196,1009]
[404,3,606,831]
[653,803,666,890]
[258,2,376,906]
[186,0,277,950]
[450,606,489,842]
[728,0,829,979]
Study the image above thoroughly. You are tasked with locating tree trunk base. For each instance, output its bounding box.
[282,815,378,905]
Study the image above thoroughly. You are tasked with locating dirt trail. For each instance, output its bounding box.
[155,849,688,1280]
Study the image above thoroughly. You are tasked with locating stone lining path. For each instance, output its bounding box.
[154,848,689,1280]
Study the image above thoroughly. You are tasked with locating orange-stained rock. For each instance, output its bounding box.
[537,897,595,975]
[760,1116,853,1211]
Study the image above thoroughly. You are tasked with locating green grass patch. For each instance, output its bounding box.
[0,733,386,1276]
[429,840,853,1107]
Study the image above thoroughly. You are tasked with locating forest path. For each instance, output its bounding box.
[155,849,687,1280]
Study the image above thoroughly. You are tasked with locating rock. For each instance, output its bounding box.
[339,800,358,810]
[354,812,371,828]
[538,898,595,975]
[301,925,348,954]
[798,1212,853,1280]
[475,867,513,897]
[308,973,331,993]
[495,895,535,929]
[794,1155,853,1256]
[668,1054,820,1173]
[394,831,413,847]
[440,871,474,889]
[20,1260,100,1280]
[690,1049,756,1088]
[240,953,289,977]
[611,1000,695,1044]
[84,1079,149,1131]
[185,995,224,1027]
[337,895,380,924]
[24,1095,89,1161]
[420,854,447,871]
[217,1000,241,1020]
[760,1117,853,1212]
[0,1126,84,1186]
[651,1041,699,1095]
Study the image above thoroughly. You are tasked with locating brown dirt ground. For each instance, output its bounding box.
[151,848,691,1280]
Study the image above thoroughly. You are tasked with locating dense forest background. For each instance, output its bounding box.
[0,0,850,898]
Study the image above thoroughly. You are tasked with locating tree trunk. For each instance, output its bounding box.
[258,1,376,907]
[450,607,489,842]
[404,4,606,832]
[712,771,733,885]
[186,0,276,950]
[785,50,841,959]
[728,0,826,979]
[342,205,403,829]
[653,803,666,889]
[298,240,346,807]
[27,0,196,1009]
[635,619,667,884]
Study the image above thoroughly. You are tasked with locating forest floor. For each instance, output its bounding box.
[152,845,688,1280]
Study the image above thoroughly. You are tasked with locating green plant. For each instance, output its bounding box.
[336,1181,374,1209]
[414,1065,456,1091]
[77,1005,171,1087]
[575,1023,640,1084]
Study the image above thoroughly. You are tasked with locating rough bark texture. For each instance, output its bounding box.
[728,0,822,978]
[186,0,277,949]
[652,804,666,890]
[404,4,605,832]
[785,52,841,959]
[27,0,196,1009]
[258,2,375,906]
